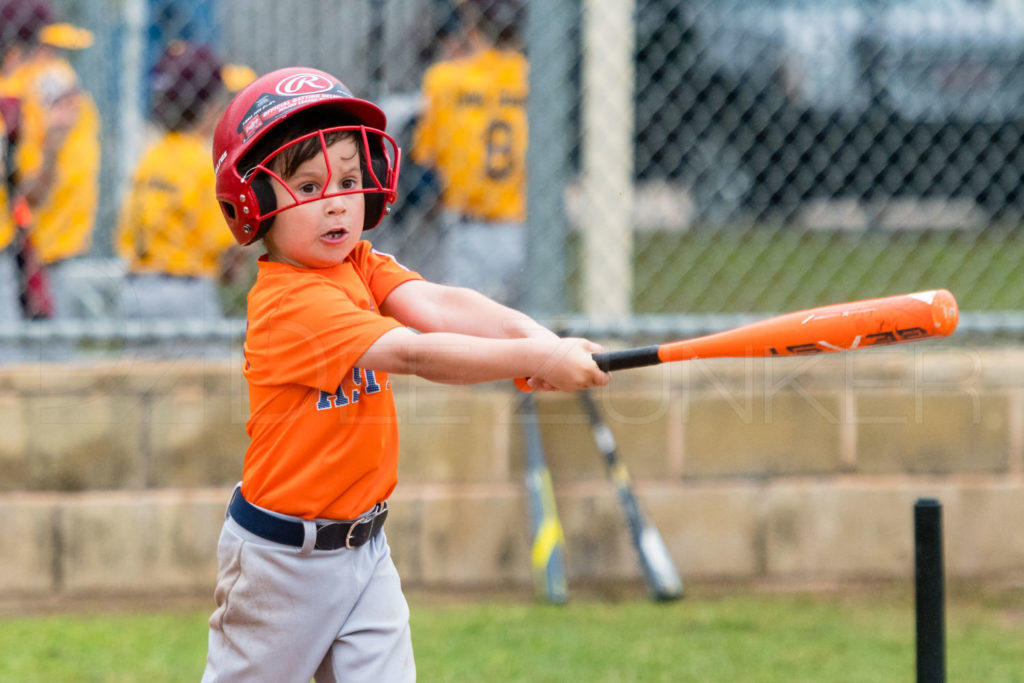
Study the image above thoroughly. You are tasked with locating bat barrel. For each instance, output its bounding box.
[658,289,960,363]
[514,290,962,391]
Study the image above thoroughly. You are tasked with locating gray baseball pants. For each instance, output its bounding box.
[202,515,415,682]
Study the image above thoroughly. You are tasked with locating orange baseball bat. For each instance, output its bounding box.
[517,289,958,390]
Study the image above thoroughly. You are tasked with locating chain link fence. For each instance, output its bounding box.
[3,0,1024,357]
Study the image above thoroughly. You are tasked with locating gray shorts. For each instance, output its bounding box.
[202,502,415,683]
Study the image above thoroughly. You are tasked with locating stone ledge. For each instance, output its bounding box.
[2,348,1017,492]
[3,478,1023,599]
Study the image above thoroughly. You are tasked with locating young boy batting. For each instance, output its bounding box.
[201,67,610,682]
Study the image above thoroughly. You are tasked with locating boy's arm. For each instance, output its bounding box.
[356,326,609,392]
[380,279,554,341]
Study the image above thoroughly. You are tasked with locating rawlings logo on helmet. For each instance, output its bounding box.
[275,72,340,97]
[235,80,356,143]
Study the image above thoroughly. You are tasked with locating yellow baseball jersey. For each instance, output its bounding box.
[0,55,100,263]
[117,131,236,278]
[0,111,12,250]
[411,48,528,222]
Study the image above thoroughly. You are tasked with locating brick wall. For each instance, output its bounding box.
[1,345,1021,599]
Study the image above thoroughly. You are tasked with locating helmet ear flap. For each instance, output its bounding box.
[363,149,388,230]
[251,174,277,239]
[362,132,397,230]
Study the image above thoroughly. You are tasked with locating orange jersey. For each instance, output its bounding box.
[117,131,236,277]
[241,242,422,519]
[411,48,528,222]
[0,55,100,263]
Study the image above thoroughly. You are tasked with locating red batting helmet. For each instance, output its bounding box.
[212,67,401,245]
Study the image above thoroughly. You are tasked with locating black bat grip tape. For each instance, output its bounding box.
[592,345,661,372]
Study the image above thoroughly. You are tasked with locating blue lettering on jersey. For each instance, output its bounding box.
[364,369,381,394]
[316,390,333,410]
[350,366,361,403]
[314,367,384,410]
[316,384,350,410]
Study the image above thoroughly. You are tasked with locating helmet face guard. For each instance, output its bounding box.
[237,124,400,240]
[213,67,401,245]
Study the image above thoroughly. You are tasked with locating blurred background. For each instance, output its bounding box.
[3,0,1024,615]
[3,0,1024,355]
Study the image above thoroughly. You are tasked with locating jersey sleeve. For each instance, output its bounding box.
[245,276,406,393]
[359,245,423,305]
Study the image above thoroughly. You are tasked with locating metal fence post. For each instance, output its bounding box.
[524,0,572,317]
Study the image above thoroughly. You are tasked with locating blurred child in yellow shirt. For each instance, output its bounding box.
[117,41,255,319]
[0,0,99,319]
[411,0,528,305]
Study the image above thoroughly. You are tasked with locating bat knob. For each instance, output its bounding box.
[514,377,533,393]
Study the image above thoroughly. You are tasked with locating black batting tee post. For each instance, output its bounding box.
[914,498,946,683]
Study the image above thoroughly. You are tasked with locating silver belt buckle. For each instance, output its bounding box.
[344,501,387,549]
[344,519,366,549]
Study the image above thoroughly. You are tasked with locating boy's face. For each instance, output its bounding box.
[263,134,366,269]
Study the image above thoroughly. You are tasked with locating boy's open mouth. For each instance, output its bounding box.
[323,228,348,239]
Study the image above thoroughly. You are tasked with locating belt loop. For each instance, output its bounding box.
[299,519,317,555]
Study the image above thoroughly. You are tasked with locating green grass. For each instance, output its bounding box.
[224,224,1024,317]
[566,226,1024,314]
[220,226,1024,317]
[1,585,1023,682]
[0,609,210,683]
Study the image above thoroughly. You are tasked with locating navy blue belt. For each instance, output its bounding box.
[228,488,387,550]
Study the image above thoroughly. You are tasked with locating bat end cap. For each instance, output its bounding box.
[930,289,959,337]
